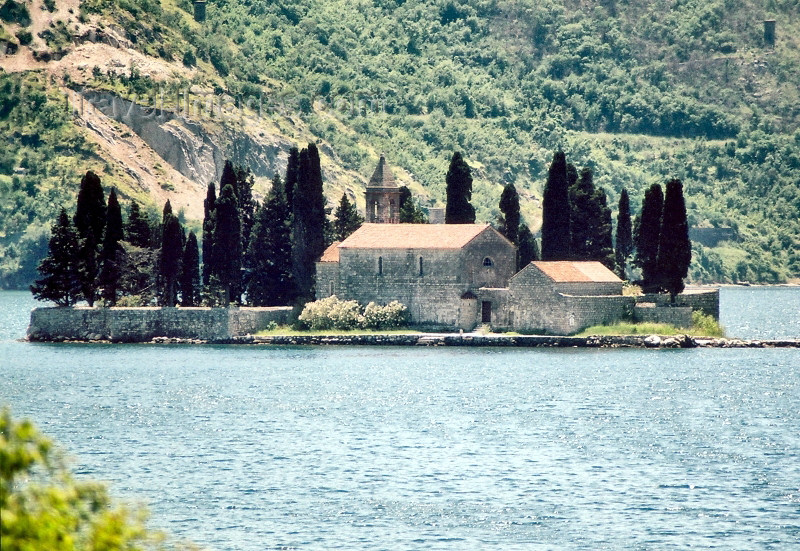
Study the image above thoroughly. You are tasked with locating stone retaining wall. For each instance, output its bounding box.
[28,306,292,342]
[634,305,693,327]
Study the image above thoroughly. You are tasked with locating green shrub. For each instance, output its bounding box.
[0,0,31,26]
[692,310,725,337]
[15,29,31,45]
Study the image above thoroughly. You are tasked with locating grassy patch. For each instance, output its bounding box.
[254,325,421,337]
[577,313,725,338]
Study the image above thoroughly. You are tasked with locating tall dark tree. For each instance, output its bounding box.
[445,152,476,224]
[78,228,99,307]
[615,188,633,279]
[657,179,692,301]
[236,166,256,255]
[219,160,238,198]
[74,171,106,241]
[291,143,327,302]
[594,187,615,270]
[202,182,216,286]
[333,193,363,241]
[30,208,82,306]
[246,176,295,306]
[541,151,571,260]
[517,222,539,270]
[162,199,173,223]
[99,188,124,305]
[212,184,242,305]
[568,168,614,268]
[498,183,521,245]
[126,201,152,249]
[284,147,300,209]
[179,231,200,307]
[635,183,664,292]
[159,211,183,306]
[398,186,427,223]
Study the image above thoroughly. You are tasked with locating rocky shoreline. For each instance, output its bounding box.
[28,333,800,348]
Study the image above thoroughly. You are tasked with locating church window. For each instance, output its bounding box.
[373,201,379,219]
[418,256,424,276]
[483,257,494,267]
[378,256,383,275]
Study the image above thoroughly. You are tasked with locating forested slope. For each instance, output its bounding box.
[1,0,799,284]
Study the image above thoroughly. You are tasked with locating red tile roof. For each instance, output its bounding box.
[339,223,495,250]
[532,261,621,283]
[319,242,341,262]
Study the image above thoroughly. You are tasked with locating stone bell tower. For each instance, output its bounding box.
[365,155,401,223]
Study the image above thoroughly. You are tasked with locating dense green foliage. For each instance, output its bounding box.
[179,231,200,307]
[3,0,800,284]
[398,186,428,223]
[1,408,188,550]
[210,184,242,305]
[498,183,520,245]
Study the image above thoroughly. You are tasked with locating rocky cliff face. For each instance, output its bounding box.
[81,90,292,187]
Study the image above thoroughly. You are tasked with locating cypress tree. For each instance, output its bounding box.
[657,179,692,301]
[74,170,106,241]
[445,151,476,224]
[78,228,99,307]
[291,143,327,302]
[236,166,256,255]
[159,211,183,306]
[162,199,173,223]
[31,208,82,306]
[202,182,216,287]
[541,151,571,260]
[99,188,124,305]
[635,183,664,292]
[517,222,539,270]
[398,186,427,223]
[568,168,614,268]
[284,147,300,209]
[126,201,152,248]
[333,193,363,241]
[212,184,242,305]
[246,176,295,306]
[179,231,200,307]
[219,160,238,198]
[498,183,520,245]
[615,188,633,279]
[594,187,615,270]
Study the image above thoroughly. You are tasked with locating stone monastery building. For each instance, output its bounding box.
[315,157,718,335]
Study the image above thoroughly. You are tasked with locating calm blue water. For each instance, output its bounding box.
[1,288,799,550]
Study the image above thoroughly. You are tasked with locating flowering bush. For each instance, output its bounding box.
[298,296,408,330]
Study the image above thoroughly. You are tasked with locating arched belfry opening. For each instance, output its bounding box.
[365,155,401,223]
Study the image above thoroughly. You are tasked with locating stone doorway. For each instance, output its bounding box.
[481,301,492,323]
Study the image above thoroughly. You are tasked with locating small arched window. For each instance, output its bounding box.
[418,256,424,276]
[329,281,335,296]
[378,256,383,276]
[373,201,379,219]
[483,257,494,267]
[389,199,395,219]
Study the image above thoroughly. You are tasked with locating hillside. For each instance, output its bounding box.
[1,0,799,286]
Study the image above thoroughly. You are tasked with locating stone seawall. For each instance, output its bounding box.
[28,306,292,343]
[242,334,799,349]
